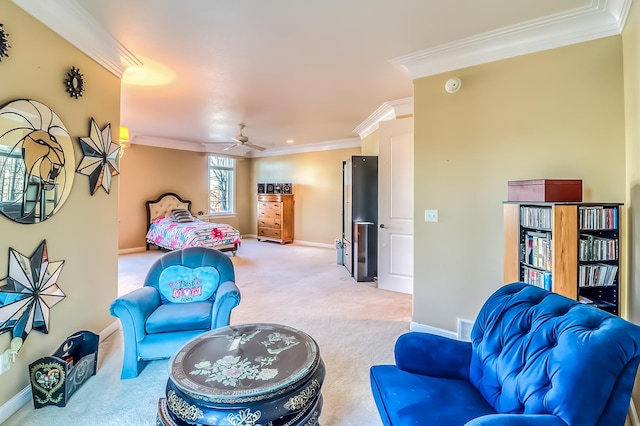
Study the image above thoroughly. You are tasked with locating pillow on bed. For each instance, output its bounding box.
[171,208,195,223]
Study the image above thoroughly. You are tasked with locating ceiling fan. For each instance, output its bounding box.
[223,124,266,152]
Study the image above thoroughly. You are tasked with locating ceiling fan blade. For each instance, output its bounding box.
[222,143,237,151]
[231,136,248,144]
[248,143,266,151]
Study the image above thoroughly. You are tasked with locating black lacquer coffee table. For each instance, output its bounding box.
[157,323,324,426]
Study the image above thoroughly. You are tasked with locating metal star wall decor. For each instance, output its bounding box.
[0,240,66,343]
[0,24,10,61]
[76,118,120,195]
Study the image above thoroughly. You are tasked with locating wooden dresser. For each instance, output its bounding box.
[257,194,294,244]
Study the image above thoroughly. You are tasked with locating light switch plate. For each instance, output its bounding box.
[425,209,438,222]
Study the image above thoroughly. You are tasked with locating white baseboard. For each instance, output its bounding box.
[293,240,334,249]
[410,321,458,339]
[100,319,121,340]
[118,246,146,255]
[245,234,333,249]
[0,320,122,422]
[0,386,31,424]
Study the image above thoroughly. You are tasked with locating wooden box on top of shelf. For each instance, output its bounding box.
[507,179,582,202]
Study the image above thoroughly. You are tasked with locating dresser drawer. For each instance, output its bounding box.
[258,217,281,228]
[258,228,282,239]
[258,194,285,202]
[259,208,282,219]
[258,201,281,212]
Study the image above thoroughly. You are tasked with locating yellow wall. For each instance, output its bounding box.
[361,130,379,156]
[0,0,120,406]
[251,148,360,245]
[413,36,626,331]
[624,0,640,326]
[118,144,252,250]
[622,0,640,410]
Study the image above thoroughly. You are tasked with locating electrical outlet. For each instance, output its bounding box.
[424,209,438,222]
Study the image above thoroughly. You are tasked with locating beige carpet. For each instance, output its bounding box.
[6,239,412,425]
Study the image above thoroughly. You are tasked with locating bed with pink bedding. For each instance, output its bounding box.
[145,192,240,254]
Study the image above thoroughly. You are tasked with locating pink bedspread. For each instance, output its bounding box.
[146,216,241,250]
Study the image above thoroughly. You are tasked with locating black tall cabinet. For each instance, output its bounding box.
[342,156,378,282]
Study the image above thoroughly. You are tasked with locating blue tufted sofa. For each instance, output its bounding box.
[110,247,240,379]
[370,282,640,425]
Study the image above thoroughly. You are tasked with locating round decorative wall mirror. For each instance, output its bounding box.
[0,99,75,224]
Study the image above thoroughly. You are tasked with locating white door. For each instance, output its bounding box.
[378,118,413,294]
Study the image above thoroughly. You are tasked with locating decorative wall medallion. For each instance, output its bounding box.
[0,24,9,61]
[0,99,76,224]
[64,66,85,99]
[76,118,120,194]
[0,240,66,343]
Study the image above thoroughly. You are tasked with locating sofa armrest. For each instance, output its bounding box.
[109,286,160,343]
[211,281,241,329]
[464,414,567,426]
[395,332,472,380]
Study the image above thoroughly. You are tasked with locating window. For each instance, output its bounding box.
[0,146,26,203]
[208,155,235,215]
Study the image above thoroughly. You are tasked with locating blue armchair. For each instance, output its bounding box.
[110,247,241,379]
[370,282,640,425]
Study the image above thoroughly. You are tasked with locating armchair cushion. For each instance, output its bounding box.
[370,365,496,425]
[145,301,213,334]
[158,265,220,303]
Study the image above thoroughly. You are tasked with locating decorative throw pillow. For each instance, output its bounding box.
[171,208,194,223]
[158,265,220,303]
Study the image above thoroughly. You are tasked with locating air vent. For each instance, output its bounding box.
[457,318,473,342]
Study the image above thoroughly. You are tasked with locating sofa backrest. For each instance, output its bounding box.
[469,282,640,426]
[144,247,235,304]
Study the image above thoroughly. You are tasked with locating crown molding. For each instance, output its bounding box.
[132,135,206,152]
[353,97,414,139]
[131,135,361,158]
[11,0,141,77]
[390,0,632,80]
[245,138,361,158]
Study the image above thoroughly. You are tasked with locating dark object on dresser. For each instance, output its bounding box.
[507,179,582,202]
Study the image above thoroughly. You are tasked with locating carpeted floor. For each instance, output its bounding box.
[5,238,412,425]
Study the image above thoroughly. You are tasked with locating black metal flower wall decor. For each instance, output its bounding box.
[0,24,9,61]
[64,66,85,99]
[0,240,66,344]
[76,117,120,194]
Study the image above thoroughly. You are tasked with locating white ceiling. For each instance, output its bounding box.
[13,0,629,156]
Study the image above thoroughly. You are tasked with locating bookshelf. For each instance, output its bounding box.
[504,202,621,315]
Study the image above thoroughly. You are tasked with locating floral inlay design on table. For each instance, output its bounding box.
[189,330,300,388]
